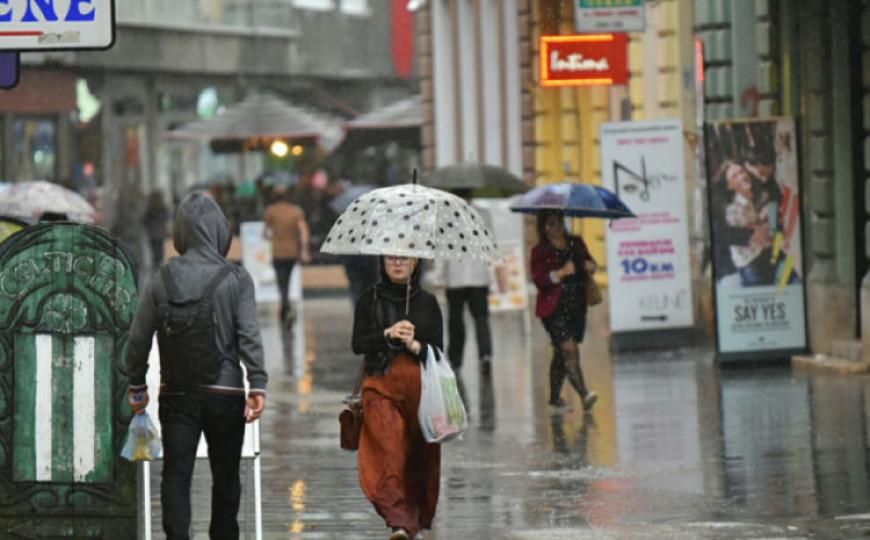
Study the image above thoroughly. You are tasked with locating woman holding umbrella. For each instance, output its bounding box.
[351,255,442,540]
[322,175,499,540]
[531,210,598,412]
[512,182,635,412]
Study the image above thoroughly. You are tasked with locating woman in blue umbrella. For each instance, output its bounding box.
[530,210,598,412]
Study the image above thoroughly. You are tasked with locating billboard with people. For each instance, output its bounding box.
[704,118,807,359]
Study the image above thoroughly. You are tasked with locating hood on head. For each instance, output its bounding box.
[173,192,231,257]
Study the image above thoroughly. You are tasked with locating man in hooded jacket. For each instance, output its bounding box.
[125,192,268,540]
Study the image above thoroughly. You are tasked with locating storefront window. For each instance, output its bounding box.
[13,117,56,182]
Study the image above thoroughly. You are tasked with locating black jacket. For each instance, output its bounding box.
[351,262,443,375]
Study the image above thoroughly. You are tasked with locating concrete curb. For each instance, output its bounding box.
[792,354,870,375]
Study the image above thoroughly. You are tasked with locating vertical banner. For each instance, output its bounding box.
[704,118,807,358]
[601,119,695,331]
[240,221,280,304]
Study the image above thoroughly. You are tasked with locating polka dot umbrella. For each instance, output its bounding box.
[320,177,500,313]
[320,181,500,263]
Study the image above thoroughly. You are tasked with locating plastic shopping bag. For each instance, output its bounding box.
[120,412,161,462]
[418,346,468,443]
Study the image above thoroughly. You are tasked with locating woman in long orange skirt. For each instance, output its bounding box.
[352,255,443,540]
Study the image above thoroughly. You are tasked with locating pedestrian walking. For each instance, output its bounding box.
[125,193,268,540]
[427,188,493,374]
[263,186,311,323]
[530,210,598,412]
[143,189,170,269]
[352,255,443,540]
[321,175,501,539]
[429,257,492,373]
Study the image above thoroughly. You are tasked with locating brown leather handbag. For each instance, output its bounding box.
[587,277,603,306]
[339,361,365,451]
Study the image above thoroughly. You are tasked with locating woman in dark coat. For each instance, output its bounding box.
[351,255,443,540]
[530,210,598,412]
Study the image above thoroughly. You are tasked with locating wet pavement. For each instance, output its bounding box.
[149,296,870,539]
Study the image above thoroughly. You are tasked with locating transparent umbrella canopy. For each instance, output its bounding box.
[320,182,500,263]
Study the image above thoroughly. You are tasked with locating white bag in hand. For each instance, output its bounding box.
[120,412,161,462]
[418,346,468,443]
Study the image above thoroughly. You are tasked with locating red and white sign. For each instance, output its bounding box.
[539,34,628,87]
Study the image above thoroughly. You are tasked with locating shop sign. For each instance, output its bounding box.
[575,0,645,33]
[601,119,695,332]
[0,0,115,51]
[0,51,17,88]
[539,34,628,87]
[704,118,807,362]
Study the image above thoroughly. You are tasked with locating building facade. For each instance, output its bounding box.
[1,0,417,263]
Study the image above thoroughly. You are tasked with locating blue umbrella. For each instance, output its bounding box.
[509,182,635,219]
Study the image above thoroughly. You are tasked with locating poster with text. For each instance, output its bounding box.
[601,119,695,331]
[704,118,806,358]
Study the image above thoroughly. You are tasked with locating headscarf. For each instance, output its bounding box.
[373,256,423,304]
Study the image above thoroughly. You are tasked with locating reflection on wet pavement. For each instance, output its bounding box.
[149,297,870,539]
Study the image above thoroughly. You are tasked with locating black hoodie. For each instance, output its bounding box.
[125,193,267,396]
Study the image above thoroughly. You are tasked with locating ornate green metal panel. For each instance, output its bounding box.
[0,223,138,538]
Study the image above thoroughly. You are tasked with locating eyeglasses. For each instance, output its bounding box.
[385,255,411,264]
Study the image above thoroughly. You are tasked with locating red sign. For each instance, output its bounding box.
[539,34,628,87]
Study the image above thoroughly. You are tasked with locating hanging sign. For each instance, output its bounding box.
[601,119,695,332]
[0,0,115,51]
[704,118,807,360]
[575,0,646,33]
[0,52,18,88]
[539,34,628,87]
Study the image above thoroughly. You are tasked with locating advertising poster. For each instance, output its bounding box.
[240,221,280,304]
[704,118,806,358]
[487,243,528,313]
[600,119,695,331]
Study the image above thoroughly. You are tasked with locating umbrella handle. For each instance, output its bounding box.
[405,274,411,316]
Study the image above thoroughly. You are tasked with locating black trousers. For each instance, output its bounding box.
[159,391,246,540]
[273,258,297,320]
[446,286,492,368]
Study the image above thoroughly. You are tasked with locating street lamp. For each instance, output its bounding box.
[270,140,289,158]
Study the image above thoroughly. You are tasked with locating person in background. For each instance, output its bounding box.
[530,210,598,413]
[263,186,311,323]
[341,254,379,305]
[352,255,443,540]
[143,189,170,269]
[125,193,267,539]
[427,190,493,374]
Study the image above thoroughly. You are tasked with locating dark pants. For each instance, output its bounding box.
[273,258,297,320]
[159,391,246,540]
[446,286,492,368]
[150,237,164,269]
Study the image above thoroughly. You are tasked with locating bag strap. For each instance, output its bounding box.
[159,266,183,302]
[201,265,234,299]
[350,360,365,398]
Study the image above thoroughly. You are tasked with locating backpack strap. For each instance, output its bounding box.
[159,266,183,302]
[201,265,234,300]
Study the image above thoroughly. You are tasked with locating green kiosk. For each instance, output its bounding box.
[0,223,138,538]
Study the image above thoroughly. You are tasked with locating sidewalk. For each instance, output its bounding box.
[145,296,870,539]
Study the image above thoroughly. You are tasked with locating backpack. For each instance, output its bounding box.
[154,264,234,387]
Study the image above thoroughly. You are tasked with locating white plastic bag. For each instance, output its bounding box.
[120,412,162,462]
[418,346,468,443]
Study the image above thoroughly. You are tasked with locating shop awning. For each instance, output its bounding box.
[335,95,422,152]
[167,93,344,153]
